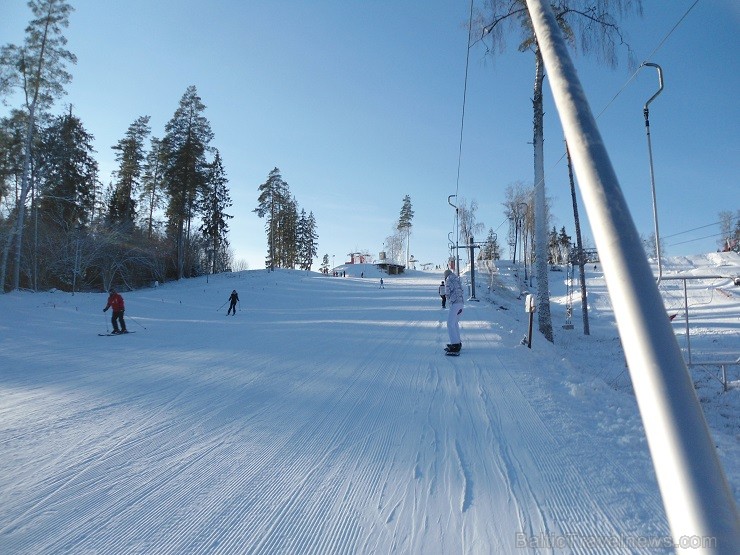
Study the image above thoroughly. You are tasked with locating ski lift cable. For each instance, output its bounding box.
[668,230,732,248]
[454,0,475,204]
[449,0,475,266]
[663,217,738,240]
[594,0,701,120]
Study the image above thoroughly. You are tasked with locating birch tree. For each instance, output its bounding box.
[477,0,640,341]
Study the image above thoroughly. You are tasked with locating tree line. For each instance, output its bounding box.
[1,1,321,292]
[0,1,238,292]
[1,84,233,291]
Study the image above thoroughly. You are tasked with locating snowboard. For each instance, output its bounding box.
[98,331,135,337]
[445,350,460,356]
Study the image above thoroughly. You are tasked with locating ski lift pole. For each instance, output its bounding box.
[468,236,480,301]
[448,195,461,274]
[518,202,528,280]
[643,62,664,284]
[524,294,536,348]
[563,255,574,330]
[525,1,739,550]
[565,141,590,335]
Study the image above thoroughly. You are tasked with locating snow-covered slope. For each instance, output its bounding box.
[0,256,737,554]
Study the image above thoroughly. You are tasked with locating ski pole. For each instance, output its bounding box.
[103,311,109,333]
[126,313,147,330]
[217,300,228,311]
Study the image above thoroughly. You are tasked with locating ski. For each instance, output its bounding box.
[98,331,135,337]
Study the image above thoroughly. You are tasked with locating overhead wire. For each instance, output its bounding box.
[669,231,731,248]
[595,0,701,120]
[662,219,730,239]
[455,0,475,202]
[662,216,738,248]
[450,0,476,267]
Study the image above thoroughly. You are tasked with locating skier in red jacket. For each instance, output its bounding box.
[103,288,127,334]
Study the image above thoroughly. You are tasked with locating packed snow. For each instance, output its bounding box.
[1,253,738,554]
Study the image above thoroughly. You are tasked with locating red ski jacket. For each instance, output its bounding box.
[105,292,125,312]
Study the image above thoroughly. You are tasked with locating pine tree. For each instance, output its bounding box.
[0,0,76,291]
[397,195,414,268]
[32,110,98,291]
[108,115,150,229]
[280,196,299,268]
[36,110,98,231]
[558,226,571,264]
[198,150,232,274]
[297,210,318,271]
[254,167,289,270]
[138,136,166,239]
[307,212,319,270]
[481,228,500,261]
[161,86,214,279]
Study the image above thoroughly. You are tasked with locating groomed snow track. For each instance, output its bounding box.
[0,270,671,553]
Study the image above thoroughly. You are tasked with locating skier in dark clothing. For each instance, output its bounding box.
[227,290,239,315]
[103,288,127,334]
[438,280,447,308]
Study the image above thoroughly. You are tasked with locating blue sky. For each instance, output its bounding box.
[2,0,738,269]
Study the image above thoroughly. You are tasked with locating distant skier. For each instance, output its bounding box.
[227,290,239,315]
[103,287,127,334]
[379,278,384,289]
[443,269,464,354]
[438,280,446,308]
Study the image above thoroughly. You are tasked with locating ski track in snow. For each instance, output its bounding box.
[2,261,734,554]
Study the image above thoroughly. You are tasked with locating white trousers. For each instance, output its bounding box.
[447,303,463,344]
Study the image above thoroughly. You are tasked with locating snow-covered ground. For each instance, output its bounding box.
[1,253,738,554]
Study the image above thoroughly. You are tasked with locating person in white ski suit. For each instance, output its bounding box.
[444,269,464,352]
